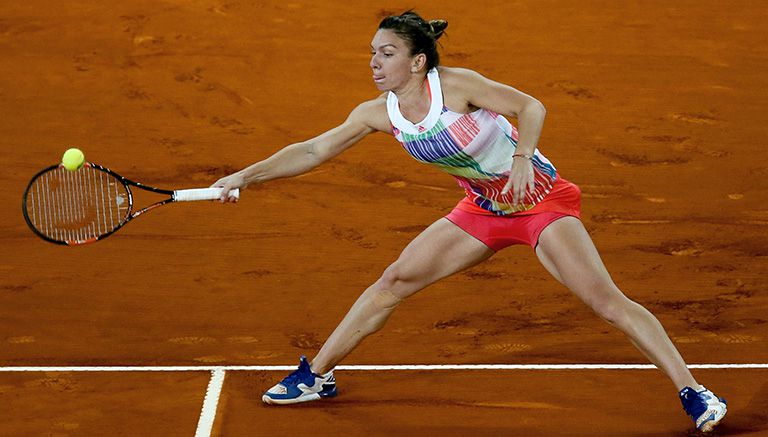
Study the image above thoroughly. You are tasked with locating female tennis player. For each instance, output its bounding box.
[211,11,726,432]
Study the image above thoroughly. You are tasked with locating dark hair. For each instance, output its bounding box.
[378,11,448,71]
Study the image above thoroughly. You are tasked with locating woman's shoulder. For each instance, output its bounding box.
[351,93,390,132]
[438,66,485,85]
[438,66,489,96]
[438,67,486,112]
[355,93,388,115]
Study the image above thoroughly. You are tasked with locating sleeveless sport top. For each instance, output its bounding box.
[387,68,558,216]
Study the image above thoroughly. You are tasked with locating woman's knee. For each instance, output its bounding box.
[366,264,405,306]
[368,287,402,311]
[379,263,400,289]
[378,261,416,296]
[353,284,403,335]
[587,287,635,326]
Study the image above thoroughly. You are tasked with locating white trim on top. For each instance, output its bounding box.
[387,68,443,135]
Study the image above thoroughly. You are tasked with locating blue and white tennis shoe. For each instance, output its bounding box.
[679,386,727,432]
[262,356,337,405]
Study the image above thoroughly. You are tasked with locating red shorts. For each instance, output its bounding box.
[445,177,582,251]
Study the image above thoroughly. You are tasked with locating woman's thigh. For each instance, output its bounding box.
[534,216,626,308]
[383,217,495,298]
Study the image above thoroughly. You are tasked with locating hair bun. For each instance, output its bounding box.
[429,19,448,39]
[378,11,446,71]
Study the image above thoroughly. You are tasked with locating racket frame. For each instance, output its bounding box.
[23,162,175,246]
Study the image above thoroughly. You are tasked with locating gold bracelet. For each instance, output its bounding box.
[512,153,532,160]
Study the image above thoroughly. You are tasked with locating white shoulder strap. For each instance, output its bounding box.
[386,68,443,135]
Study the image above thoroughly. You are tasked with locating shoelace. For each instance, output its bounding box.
[280,368,306,386]
[680,389,708,418]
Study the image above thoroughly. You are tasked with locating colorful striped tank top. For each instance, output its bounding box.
[387,68,558,216]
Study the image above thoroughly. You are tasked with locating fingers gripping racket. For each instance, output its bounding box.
[22,162,238,245]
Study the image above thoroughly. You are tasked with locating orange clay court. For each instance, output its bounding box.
[1,1,767,435]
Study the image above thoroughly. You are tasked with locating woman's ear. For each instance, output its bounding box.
[411,53,427,73]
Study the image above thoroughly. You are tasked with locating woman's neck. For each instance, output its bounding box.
[393,73,430,122]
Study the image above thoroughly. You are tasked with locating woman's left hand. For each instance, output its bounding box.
[501,156,535,206]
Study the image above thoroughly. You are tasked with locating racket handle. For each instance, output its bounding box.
[173,188,240,202]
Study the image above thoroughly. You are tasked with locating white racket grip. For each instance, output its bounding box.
[173,188,240,202]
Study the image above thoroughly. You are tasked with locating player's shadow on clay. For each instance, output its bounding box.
[713,380,768,435]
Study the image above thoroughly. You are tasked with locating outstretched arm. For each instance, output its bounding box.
[211,98,387,201]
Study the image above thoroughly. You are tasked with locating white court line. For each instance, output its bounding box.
[195,369,225,437]
[0,363,766,372]
[5,364,764,437]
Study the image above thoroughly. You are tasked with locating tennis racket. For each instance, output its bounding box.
[22,162,239,246]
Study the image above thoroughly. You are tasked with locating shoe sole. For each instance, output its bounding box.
[262,388,337,405]
[262,392,321,405]
[698,404,727,433]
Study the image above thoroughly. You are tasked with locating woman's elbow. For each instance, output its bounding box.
[528,99,546,117]
[304,141,325,166]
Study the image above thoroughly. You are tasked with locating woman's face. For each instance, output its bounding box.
[370,29,417,92]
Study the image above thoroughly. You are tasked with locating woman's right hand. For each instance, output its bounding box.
[210,171,247,203]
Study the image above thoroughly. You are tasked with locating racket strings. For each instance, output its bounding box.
[25,166,129,243]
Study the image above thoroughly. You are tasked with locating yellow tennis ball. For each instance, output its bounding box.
[62,148,85,171]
